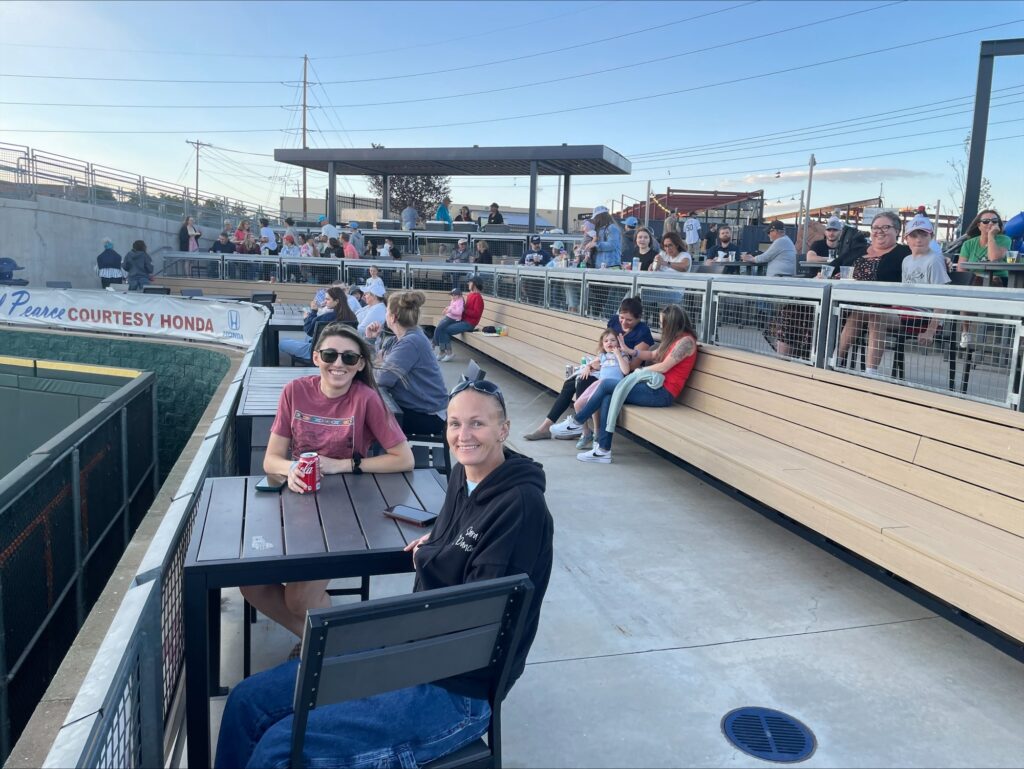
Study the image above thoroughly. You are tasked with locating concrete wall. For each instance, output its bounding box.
[0,196,216,289]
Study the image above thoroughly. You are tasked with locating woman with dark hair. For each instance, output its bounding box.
[365,291,449,436]
[634,227,658,271]
[122,239,153,291]
[523,296,653,442]
[280,287,357,362]
[364,240,380,258]
[653,231,691,272]
[215,378,552,769]
[454,205,474,223]
[555,304,698,463]
[242,323,413,648]
[957,208,1009,286]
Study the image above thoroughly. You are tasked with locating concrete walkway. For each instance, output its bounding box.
[207,342,1024,768]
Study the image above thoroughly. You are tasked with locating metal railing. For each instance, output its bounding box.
[34,262,1024,768]
[40,333,263,769]
[0,370,158,763]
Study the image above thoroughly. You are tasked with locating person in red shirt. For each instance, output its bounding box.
[341,232,360,259]
[241,323,413,645]
[433,277,485,361]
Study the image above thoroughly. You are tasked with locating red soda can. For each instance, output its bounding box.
[296,452,321,492]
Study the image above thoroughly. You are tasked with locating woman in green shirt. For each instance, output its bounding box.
[956,209,1010,286]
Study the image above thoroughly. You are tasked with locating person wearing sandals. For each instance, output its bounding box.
[241,324,413,655]
[215,379,553,769]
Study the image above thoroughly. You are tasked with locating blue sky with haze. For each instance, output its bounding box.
[1,0,1022,218]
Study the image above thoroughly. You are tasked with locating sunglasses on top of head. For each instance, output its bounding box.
[448,379,507,414]
[316,349,363,365]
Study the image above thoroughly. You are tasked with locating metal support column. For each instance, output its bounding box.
[528,160,538,234]
[327,161,337,225]
[382,174,391,219]
[963,38,1024,228]
[562,174,571,232]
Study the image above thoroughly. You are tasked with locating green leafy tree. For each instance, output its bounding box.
[363,143,451,222]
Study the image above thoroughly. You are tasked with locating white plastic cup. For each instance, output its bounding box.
[840,266,854,280]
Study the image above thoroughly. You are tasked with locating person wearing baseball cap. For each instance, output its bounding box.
[318,215,339,245]
[741,221,796,276]
[355,283,387,337]
[521,234,553,266]
[435,196,453,231]
[346,221,365,255]
[902,215,948,286]
[807,215,868,268]
[589,206,622,269]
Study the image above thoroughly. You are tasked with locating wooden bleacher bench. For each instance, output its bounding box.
[423,292,1024,645]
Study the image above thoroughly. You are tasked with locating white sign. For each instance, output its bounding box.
[0,288,267,349]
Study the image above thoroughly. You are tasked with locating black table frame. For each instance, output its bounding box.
[183,470,445,768]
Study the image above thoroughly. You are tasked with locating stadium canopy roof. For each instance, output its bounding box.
[274,145,631,231]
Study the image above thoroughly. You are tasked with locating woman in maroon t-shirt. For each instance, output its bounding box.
[242,323,413,646]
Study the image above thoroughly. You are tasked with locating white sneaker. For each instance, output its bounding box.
[577,448,612,464]
[959,331,971,349]
[439,352,455,363]
[550,416,583,439]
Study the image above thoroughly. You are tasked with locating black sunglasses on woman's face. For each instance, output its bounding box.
[316,349,363,365]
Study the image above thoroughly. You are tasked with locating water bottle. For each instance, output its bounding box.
[631,256,640,272]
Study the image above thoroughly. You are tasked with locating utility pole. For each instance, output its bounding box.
[186,139,211,207]
[302,54,308,220]
[644,180,652,228]
[801,153,816,255]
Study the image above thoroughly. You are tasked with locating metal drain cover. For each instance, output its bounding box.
[721,707,816,763]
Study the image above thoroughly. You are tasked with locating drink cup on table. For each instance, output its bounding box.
[1007,251,1019,264]
[840,266,854,280]
[821,265,835,279]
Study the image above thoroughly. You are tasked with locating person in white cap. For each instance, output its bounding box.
[891,214,949,348]
[356,284,388,337]
[806,215,868,269]
[590,205,622,269]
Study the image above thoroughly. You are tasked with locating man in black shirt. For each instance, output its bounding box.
[705,224,740,262]
[520,235,553,266]
[487,203,504,225]
[807,216,868,267]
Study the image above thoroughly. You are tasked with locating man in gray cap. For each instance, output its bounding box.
[806,215,868,268]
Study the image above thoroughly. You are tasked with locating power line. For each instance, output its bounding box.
[0,41,303,59]
[315,1,757,85]
[313,20,1024,132]
[0,73,305,85]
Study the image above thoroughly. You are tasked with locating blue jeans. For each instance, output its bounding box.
[280,336,312,360]
[574,377,674,451]
[215,659,491,769]
[127,275,150,291]
[433,318,473,351]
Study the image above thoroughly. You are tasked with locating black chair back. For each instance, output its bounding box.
[142,285,171,294]
[695,262,727,274]
[948,271,974,286]
[290,319,334,366]
[290,575,534,769]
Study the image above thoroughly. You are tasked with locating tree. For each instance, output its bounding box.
[363,143,451,222]
[947,132,994,216]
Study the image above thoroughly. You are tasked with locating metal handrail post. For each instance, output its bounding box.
[121,408,130,547]
[71,448,85,628]
[138,587,164,769]
[814,281,833,368]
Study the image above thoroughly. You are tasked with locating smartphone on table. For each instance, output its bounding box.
[384,505,438,527]
[255,475,286,492]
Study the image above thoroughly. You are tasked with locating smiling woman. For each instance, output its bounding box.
[241,322,413,645]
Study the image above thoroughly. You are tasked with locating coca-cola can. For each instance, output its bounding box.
[296,452,321,492]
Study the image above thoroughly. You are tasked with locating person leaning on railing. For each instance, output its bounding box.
[215,379,553,769]
[834,211,911,375]
[244,323,413,650]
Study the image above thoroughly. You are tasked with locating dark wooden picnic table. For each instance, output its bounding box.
[958,261,1024,288]
[183,469,446,769]
[235,367,403,474]
[264,303,308,364]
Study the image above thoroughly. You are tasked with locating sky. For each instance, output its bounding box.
[1,0,1022,220]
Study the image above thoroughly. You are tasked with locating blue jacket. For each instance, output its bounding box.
[436,204,452,230]
[304,308,336,337]
[594,224,622,268]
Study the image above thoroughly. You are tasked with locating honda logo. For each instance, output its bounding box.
[228,309,240,331]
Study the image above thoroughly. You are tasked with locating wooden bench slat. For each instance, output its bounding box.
[914,438,1024,503]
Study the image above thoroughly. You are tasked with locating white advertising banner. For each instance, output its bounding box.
[0,288,267,348]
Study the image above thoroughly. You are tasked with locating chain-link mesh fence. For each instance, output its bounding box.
[160,254,222,280]
[548,273,584,314]
[711,291,819,364]
[830,303,1022,405]
[518,272,547,307]
[280,257,342,286]
[475,236,525,265]
[638,283,707,336]
[344,262,406,291]
[223,256,279,281]
[583,279,633,322]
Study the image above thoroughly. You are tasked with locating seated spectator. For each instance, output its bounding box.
[238,232,261,255]
[215,378,552,769]
[279,234,300,258]
[633,228,658,271]
[346,286,364,312]
[122,240,153,291]
[705,224,740,262]
[280,287,358,361]
[571,329,631,452]
[741,221,796,276]
[365,291,449,435]
[433,279,485,361]
[298,233,317,258]
[209,231,235,254]
[524,296,653,440]
[956,209,1009,286]
[384,237,402,260]
[806,216,868,266]
[96,239,124,288]
[240,324,413,654]
[487,203,504,224]
[341,232,360,259]
[835,211,911,374]
[356,284,387,336]
[652,231,690,272]
[364,240,379,258]
[553,304,698,464]
[447,237,473,263]
[472,239,493,264]
[454,205,475,223]
[521,235,553,266]
[898,214,950,347]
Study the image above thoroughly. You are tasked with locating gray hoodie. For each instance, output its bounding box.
[122,249,153,279]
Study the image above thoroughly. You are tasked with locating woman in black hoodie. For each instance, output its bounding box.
[215,379,554,769]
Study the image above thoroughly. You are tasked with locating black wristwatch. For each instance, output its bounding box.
[351,453,363,475]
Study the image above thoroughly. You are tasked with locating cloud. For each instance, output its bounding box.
[737,167,939,185]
